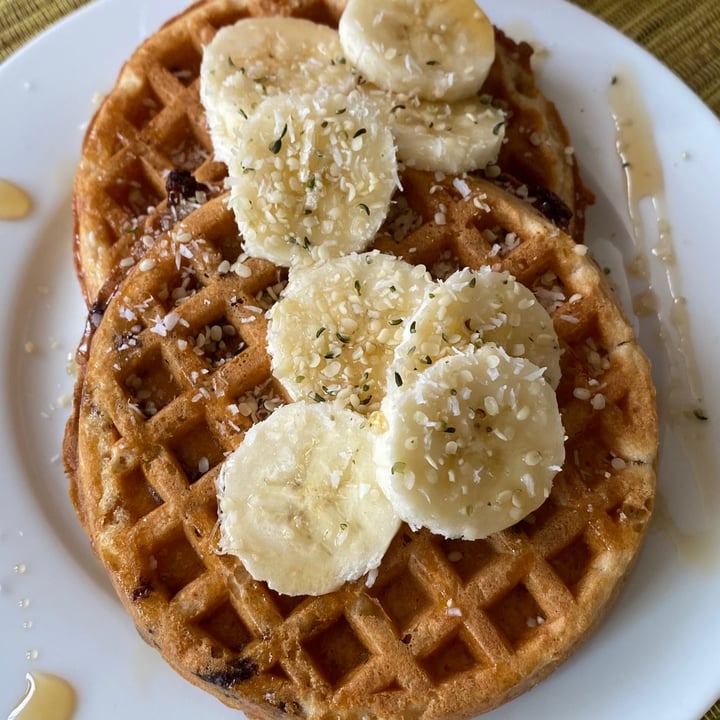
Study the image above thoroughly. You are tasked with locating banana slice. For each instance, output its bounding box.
[338,0,495,102]
[226,90,398,267]
[200,17,356,164]
[374,346,565,540]
[395,267,561,389]
[217,401,400,596]
[389,94,506,173]
[267,251,434,413]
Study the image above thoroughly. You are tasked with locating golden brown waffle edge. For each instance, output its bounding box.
[66,169,656,719]
[71,0,592,308]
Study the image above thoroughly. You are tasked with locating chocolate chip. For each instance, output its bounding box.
[165,169,208,207]
[198,657,258,689]
[130,580,153,601]
[529,186,573,229]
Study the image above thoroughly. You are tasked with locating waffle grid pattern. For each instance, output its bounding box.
[70,174,656,719]
[73,0,350,305]
[72,0,589,307]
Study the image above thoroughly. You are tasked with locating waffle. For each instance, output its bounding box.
[65,168,657,719]
[72,0,591,308]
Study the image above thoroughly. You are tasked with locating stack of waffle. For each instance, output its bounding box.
[64,1,657,718]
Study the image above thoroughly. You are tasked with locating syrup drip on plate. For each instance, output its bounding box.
[608,69,719,571]
[8,673,76,720]
[0,180,32,221]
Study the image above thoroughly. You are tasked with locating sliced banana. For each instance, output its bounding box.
[200,17,356,164]
[226,90,398,267]
[389,94,506,173]
[374,346,565,540]
[217,401,400,596]
[394,267,561,389]
[339,0,495,102]
[267,251,434,413]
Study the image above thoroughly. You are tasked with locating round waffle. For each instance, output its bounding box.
[65,170,657,719]
[72,0,591,308]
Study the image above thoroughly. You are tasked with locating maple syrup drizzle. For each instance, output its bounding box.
[8,673,76,720]
[608,69,719,569]
[0,179,32,221]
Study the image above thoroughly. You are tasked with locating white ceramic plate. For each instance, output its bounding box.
[1,0,719,718]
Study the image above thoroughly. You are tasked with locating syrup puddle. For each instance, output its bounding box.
[608,68,719,571]
[8,673,76,720]
[0,180,32,221]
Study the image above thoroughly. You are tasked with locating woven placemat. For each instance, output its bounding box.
[575,0,720,116]
[1,0,719,717]
[0,0,89,57]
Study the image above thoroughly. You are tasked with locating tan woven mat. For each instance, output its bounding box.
[1,0,718,718]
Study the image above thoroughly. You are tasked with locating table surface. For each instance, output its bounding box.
[1,1,719,719]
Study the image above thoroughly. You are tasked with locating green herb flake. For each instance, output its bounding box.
[268,123,288,154]
[307,175,316,190]
[354,280,362,295]
[391,461,406,475]
[468,276,477,288]
[388,318,403,326]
